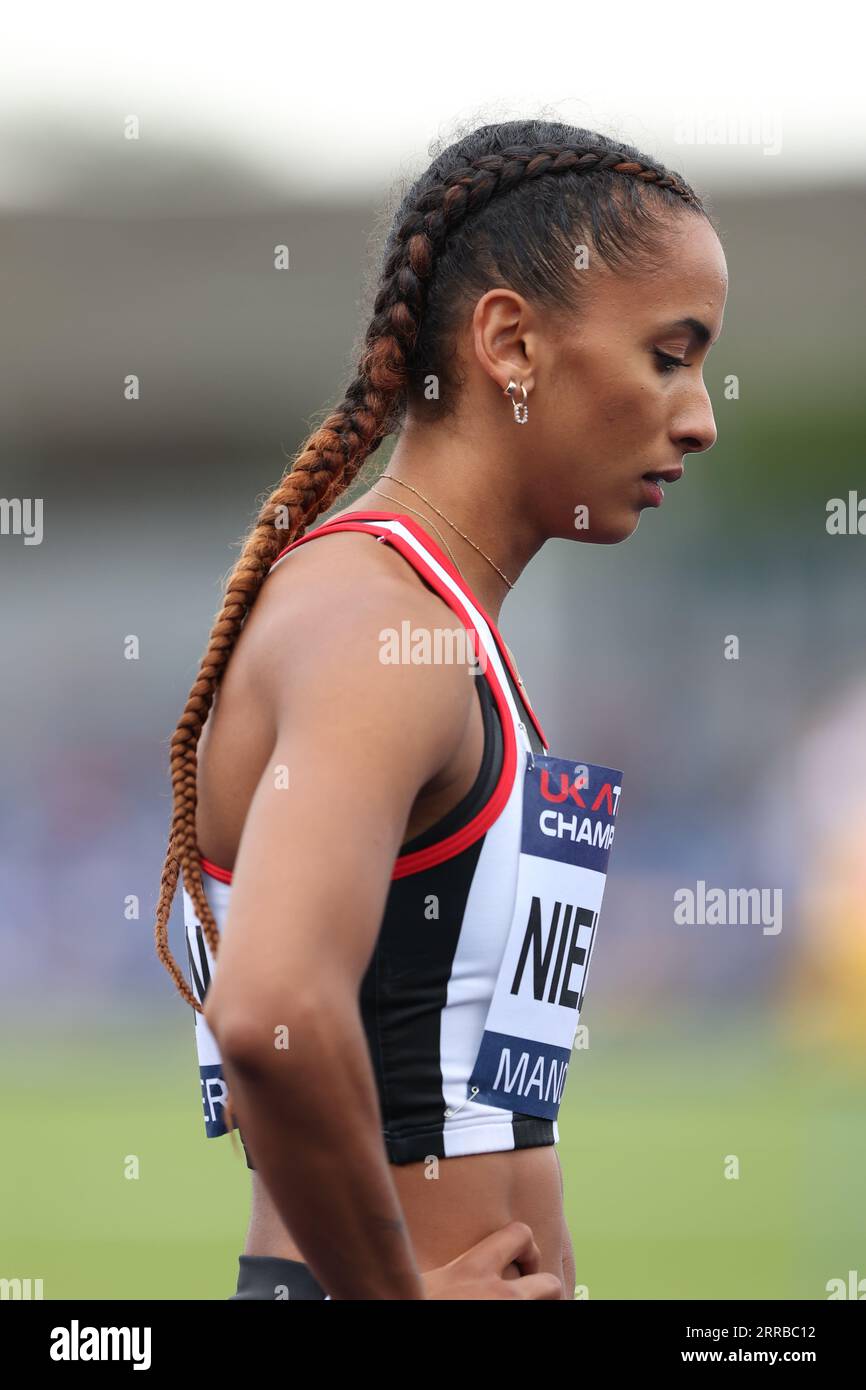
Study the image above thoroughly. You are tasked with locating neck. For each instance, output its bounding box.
[352,423,543,625]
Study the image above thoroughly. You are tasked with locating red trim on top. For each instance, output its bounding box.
[360,528,518,879]
[271,510,549,749]
[197,509,547,886]
[200,855,232,884]
[199,644,515,884]
[271,510,466,589]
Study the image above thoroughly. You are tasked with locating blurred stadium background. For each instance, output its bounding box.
[1,5,864,1300]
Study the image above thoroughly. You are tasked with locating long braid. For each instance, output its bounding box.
[155,132,704,1016]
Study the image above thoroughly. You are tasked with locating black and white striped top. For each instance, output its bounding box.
[183,511,558,1165]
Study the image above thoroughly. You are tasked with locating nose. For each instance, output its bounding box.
[672,378,717,455]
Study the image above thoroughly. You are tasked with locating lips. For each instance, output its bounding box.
[641,465,684,485]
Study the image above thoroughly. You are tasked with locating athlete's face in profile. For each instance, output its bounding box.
[534,212,728,544]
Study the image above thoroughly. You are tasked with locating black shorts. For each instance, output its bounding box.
[228,1254,328,1301]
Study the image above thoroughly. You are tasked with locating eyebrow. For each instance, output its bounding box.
[662,316,713,347]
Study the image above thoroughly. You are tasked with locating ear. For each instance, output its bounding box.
[471,288,537,397]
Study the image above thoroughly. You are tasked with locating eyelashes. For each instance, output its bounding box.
[654,349,690,374]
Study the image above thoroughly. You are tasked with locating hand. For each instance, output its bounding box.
[420,1221,563,1300]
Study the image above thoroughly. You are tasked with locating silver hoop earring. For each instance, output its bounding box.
[504,379,529,425]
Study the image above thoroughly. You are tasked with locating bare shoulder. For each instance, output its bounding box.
[241,526,477,788]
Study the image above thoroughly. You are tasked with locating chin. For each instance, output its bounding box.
[580,514,642,545]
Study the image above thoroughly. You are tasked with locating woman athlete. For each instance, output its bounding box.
[154,118,727,1300]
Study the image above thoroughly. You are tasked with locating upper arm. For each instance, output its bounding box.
[203,539,476,1038]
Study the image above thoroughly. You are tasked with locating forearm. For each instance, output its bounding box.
[215,999,424,1300]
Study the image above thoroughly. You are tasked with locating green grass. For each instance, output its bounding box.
[2,1014,864,1299]
[558,1020,866,1299]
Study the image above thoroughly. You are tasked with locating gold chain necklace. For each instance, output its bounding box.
[371,473,515,590]
[368,482,462,575]
[369,475,527,690]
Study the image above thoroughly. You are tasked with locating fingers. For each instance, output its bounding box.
[422,1221,565,1300]
[462,1220,542,1276]
[506,1272,564,1301]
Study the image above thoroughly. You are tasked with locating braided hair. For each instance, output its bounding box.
[154,118,711,1014]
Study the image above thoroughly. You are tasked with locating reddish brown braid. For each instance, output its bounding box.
[154,132,705,1016]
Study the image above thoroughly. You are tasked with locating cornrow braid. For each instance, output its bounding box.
[154,120,708,1020]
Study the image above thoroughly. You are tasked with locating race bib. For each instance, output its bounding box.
[467,751,623,1121]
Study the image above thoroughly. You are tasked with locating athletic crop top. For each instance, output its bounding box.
[182,511,623,1166]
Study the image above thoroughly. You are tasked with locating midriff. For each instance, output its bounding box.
[243,1144,574,1298]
